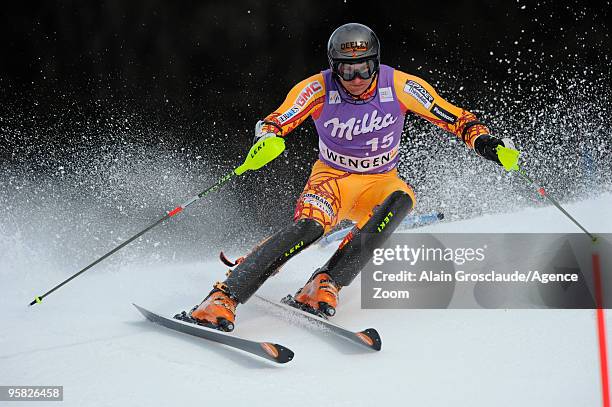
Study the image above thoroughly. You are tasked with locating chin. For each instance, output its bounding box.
[348,87,367,94]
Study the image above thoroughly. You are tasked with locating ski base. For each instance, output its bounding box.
[255,295,382,351]
[133,303,294,364]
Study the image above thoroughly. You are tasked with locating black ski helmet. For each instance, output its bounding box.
[327,23,380,80]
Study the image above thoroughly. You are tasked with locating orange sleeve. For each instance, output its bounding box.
[393,70,490,148]
[259,73,326,137]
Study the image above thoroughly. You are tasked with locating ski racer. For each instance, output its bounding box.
[181,23,518,331]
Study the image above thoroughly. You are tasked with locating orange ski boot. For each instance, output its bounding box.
[180,282,238,332]
[287,272,340,318]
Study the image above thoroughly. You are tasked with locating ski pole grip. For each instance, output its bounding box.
[235,137,286,175]
[496,145,520,171]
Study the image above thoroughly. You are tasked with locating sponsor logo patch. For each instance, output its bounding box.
[277,81,323,125]
[323,110,398,140]
[339,41,369,56]
[328,90,341,104]
[319,139,399,172]
[302,193,335,219]
[284,241,305,257]
[430,104,458,124]
[403,80,434,109]
[379,87,394,103]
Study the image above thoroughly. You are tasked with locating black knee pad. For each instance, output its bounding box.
[323,191,413,287]
[225,218,324,303]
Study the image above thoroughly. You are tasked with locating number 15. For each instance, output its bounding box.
[365,133,394,152]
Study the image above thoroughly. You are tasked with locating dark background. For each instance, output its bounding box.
[3,1,610,127]
[3,0,610,144]
[1,1,610,266]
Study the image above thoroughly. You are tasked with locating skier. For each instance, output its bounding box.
[181,23,518,331]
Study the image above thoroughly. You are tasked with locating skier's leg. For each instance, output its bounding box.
[291,173,415,317]
[224,218,324,301]
[189,161,355,331]
[188,218,324,331]
[321,190,413,286]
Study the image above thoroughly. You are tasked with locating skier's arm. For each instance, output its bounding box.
[393,70,492,149]
[254,73,326,142]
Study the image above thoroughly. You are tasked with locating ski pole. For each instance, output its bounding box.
[497,145,597,242]
[29,137,286,306]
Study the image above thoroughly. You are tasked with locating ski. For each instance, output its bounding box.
[133,303,294,364]
[254,295,382,351]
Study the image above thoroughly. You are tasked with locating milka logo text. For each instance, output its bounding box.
[323,110,398,140]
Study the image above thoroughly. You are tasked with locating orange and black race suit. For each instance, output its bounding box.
[258,68,490,233]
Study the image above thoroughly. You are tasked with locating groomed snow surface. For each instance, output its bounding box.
[2,193,611,406]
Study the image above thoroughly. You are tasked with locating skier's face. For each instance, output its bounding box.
[339,75,374,96]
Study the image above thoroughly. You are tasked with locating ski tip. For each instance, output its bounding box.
[261,342,295,364]
[356,328,382,351]
[132,303,150,318]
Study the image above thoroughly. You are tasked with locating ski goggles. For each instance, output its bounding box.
[333,58,379,81]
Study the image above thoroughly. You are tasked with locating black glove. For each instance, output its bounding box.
[474,135,516,165]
